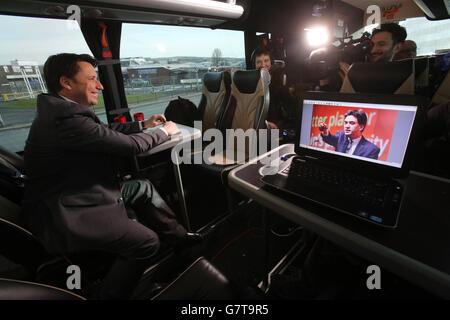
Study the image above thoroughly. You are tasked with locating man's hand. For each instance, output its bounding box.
[143,114,166,129]
[162,121,179,136]
[267,121,278,129]
[318,122,329,136]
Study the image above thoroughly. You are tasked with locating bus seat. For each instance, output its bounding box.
[414,57,430,93]
[151,256,236,300]
[192,68,270,174]
[340,60,415,94]
[184,69,270,229]
[208,68,271,165]
[0,196,51,276]
[227,68,271,131]
[0,194,21,225]
[0,257,236,300]
[0,278,85,300]
[431,70,450,105]
[0,157,25,206]
[0,146,25,174]
[0,150,114,283]
[197,71,231,132]
[0,150,53,277]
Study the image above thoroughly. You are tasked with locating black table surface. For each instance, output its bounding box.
[229,144,450,298]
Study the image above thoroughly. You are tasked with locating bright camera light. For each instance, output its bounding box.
[305,27,329,47]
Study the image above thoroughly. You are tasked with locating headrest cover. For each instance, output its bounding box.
[203,72,223,93]
[233,69,261,94]
[348,60,414,94]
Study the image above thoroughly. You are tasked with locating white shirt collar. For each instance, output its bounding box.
[58,94,77,104]
[350,136,362,145]
[347,136,362,155]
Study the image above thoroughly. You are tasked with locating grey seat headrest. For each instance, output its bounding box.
[203,72,223,93]
[233,69,261,94]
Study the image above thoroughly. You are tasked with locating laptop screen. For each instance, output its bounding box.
[299,98,417,168]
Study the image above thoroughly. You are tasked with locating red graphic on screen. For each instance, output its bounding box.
[309,104,398,161]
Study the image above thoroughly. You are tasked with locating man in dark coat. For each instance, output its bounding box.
[22,53,201,299]
[319,109,380,160]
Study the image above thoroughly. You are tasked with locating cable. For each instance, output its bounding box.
[270,226,303,238]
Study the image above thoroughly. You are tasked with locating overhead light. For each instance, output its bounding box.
[305,27,329,47]
[90,0,244,19]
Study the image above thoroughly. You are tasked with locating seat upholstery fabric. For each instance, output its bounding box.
[0,278,85,300]
[197,71,231,132]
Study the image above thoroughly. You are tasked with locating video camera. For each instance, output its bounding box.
[336,31,373,64]
[307,31,373,81]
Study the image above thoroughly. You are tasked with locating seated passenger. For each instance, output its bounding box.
[394,40,417,60]
[22,53,202,300]
[367,23,407,63]
[253,47,290,130]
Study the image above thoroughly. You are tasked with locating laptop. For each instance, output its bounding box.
[261,91,424,228]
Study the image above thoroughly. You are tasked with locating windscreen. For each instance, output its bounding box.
[299,99,417,168]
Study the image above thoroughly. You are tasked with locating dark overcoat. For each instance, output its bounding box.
[321,130,380,160]
[23,94,168,253]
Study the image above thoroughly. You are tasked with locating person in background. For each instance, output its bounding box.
[367,23,407,63]
[253,47,290,130]
[394,40,417,60]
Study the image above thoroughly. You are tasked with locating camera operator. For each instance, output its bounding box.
[368,23,407,63]
[307,23,407,92]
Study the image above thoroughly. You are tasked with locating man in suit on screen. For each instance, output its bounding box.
[319,109,380,160]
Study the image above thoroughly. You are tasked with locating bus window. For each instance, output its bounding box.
[0,15,95,153]
[120,24,245,118]
[351,17,450,56]
[399,17,450,55]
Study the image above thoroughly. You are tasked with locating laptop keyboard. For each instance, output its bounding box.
[283,157,402,211]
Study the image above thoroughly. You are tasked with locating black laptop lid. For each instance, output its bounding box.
[295,92,424,178]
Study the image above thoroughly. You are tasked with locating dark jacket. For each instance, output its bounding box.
[321,130,380,160]
[22,94,168,254]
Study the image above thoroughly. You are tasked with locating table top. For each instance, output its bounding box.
[137,123,201,156]
[229,143,450,298]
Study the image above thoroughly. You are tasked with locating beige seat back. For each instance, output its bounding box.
[197,71,231,132]
[209,69,270,164]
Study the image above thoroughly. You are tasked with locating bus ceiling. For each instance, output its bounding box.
[0,1,448,33]
[0,0,248,28]
[342,0,449,21]
[241,0,447,37]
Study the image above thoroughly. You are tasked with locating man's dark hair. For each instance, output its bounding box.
[371,23,407,45]
[43,53,98,94]
[253,47,272,59]
[345,109,368,132]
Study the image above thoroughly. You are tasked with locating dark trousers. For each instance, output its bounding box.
[98,179,186,299]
